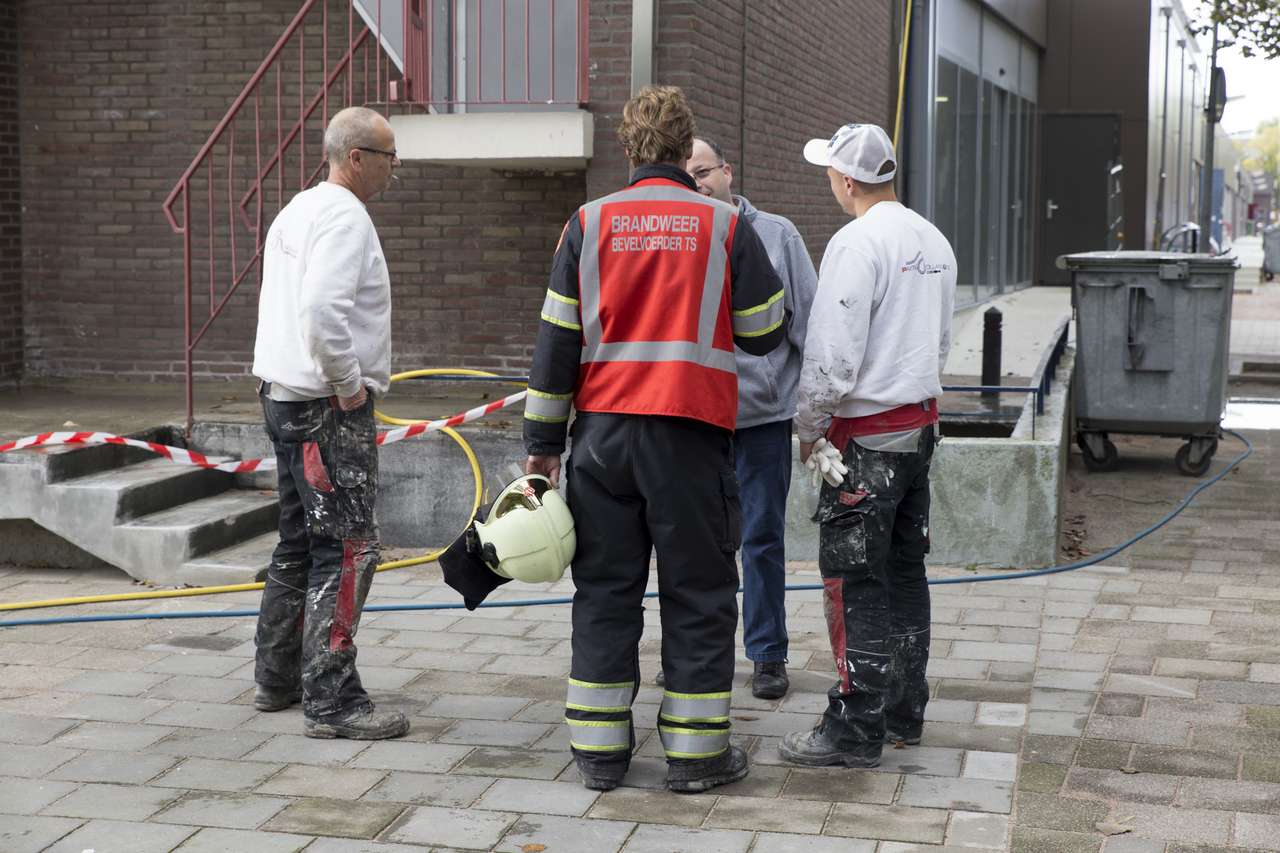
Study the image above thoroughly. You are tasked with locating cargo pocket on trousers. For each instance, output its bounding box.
[815,490,871,567]
[330,406,378,537]
[718,470,742,553]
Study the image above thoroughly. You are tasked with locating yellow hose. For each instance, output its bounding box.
[0,368,508,613]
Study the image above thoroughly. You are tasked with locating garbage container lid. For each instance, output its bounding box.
[1056,250,1240,271]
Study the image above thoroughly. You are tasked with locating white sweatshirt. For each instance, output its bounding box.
[252,182,391,399]
[795,200,957,443]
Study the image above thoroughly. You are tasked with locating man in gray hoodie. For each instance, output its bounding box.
[683,136,818,699]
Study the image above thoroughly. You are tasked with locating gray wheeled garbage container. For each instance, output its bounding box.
[1264,225,1280,281]
[1057,251,1237,476]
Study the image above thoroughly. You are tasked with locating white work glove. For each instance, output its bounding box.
[805,437,848,488]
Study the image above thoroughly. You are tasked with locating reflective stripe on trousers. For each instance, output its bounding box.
[658,689,731,759]
[564,678,635,754]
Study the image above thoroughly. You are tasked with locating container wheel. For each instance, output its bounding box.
[1175,440,1215,477]
[1077,434,1119,472]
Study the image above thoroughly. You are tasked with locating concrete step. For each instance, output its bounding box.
[179,530,277,587]
[1,438,162,482]
[52,458,233,521]
[119,489,280,560]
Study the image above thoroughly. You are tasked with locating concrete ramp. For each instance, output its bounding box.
[0,430,278,586]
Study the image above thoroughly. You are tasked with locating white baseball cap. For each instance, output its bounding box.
[803,123,897,183]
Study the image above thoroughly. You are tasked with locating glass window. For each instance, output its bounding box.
[1005,95,1020,289]
[934,59,960,265]
[977,81,993,300]
[1022,100,1035,282]
[956,66,980,305]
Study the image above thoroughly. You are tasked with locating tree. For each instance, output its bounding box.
[1190,0,1280,59]
[1243,118,1280,184]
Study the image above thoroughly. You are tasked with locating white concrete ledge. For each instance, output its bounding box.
[390,110,593,169]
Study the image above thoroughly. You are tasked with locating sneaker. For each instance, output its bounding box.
[884,728,922,746]
[253,684,301,712]
[667,745,749,794]
[304,705,410,740]
[779,726,881,768]
[576,757,628,792]
[750,661,789,700]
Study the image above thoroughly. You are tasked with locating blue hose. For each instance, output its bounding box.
[0,430,1252,629]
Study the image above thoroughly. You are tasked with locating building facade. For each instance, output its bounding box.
[903,0,1046,308]
[4,0,896,387]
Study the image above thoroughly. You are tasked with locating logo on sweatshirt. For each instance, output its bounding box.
[900,252,950,275]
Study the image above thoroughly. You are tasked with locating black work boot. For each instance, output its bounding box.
[751,661,789,700]
[780,725,881,768]
[667,745,749,793]
[576,757,628,792]
[304,704,410,740]
[254,684,301,712]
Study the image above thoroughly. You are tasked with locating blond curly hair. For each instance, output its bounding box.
[616,85,696,166]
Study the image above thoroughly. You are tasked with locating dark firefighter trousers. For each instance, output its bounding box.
[563,413,742,772]
[254,390,380,721]
[816,424,936,749]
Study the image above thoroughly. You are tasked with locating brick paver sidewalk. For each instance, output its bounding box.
[1,427,1277,852]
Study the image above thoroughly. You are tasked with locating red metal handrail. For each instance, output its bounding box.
[166,1,591,432]
[162,0,400,432]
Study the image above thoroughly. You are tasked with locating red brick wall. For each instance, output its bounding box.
[18,0,895,382]
[0,2,20,382]
[652,0,896,260]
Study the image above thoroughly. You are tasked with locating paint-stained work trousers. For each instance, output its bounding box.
[563,413,743,773]
[254,390,380,721]
[816,424,936,749]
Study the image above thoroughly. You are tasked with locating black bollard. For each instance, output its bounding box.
[981,307,1002,405]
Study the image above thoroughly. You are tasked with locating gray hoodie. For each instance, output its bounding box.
[734,195,818,430]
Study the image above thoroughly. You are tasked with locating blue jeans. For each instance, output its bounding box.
[734,419,792,663]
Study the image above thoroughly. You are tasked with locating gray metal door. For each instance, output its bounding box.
[1038,113,1121,285]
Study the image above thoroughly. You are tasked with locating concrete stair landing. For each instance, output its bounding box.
[0,428,279,585]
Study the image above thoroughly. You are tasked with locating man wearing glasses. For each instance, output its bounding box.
[250,106,407,740]
[679,136,817,701]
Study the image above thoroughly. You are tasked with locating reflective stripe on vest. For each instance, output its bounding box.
[578,186,734,375]
[586,341,736,373]
[657,725,730,759]
[732,287,786,338]
[540,289,582,331]
[659,690,731,723]
[565,717,631,752]
[524,389,573,424]
[565,678,634,713]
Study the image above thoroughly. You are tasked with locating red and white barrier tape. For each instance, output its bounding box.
[0,390,528,473]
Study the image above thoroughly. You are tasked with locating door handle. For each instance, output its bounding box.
[1127,286,1147,368]
[1046,199,1059,220]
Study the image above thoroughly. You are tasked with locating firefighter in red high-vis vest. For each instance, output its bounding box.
[523,86,788,794]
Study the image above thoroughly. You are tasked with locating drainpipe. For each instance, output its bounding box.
[1197,2,1222,247]
[630,0,656,95]
[1152,5,1172,250]
[1174,39,1187,223]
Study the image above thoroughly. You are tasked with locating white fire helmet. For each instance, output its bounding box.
[474,474,576,584]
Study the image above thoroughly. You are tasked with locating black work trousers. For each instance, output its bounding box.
[254,391,380,720]
[565,413,742,771]
[816,425,935,749]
